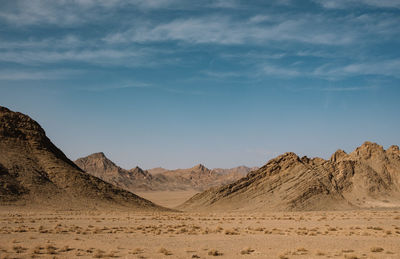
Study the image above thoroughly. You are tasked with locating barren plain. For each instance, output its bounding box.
[1,206,400,259]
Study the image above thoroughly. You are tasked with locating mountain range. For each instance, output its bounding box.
[75,153,257,192]
[1,105,399,212]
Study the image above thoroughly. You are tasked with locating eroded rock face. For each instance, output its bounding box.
[179,141,400,212]
[0,106,166,211]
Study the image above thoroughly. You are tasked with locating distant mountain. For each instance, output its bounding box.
[147,167,168,175]
[179,142,400,212]
[0,106,167,211]
[75,154,257,192]
[75,153,154,191]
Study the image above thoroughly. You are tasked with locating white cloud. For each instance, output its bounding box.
[0,69,81,81]
[314,0,400,9]
[104,15,360,46]
[0,0,181,26]
[0,48,157,67]
[313,59,400,79]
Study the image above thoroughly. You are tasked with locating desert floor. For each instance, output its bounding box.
[136,191,198,208]
[1,206,400,259]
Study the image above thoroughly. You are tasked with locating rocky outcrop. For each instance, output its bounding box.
[179,142,400,212]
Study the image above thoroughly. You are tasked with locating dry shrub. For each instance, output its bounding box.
[208,249,223,256]
[131,248,144,254]
[12,245,26,253]
[240,247,254,255]
[158,247,172,256]
[370,247,384,252]
[93,249,105,258]
[32,245,43,254]
[46,245,58,254]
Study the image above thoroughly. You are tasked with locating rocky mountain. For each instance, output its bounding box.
[179,142,400,212]
[75,154,257,192]
[75,153,154,191]
[0,106,167,211]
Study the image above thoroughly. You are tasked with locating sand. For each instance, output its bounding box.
[0,206,399,259]
[136,191,199,208]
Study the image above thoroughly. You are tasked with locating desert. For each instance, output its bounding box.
[1,1,400,258]
[1,106,400,258]
[1,208,400,259]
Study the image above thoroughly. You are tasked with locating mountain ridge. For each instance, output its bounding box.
[179,141,400,212]
[0,106,168,211]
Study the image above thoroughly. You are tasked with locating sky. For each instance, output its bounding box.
[0,0,399,170]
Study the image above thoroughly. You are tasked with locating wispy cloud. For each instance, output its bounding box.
[0,48,168,67]
[261,64,301,77]
[0,0,182,26]
[104,15,360,46]
[0,69,81,81]
[80,81,152,92]
[313,59,400,79]
[321,86,377,92]
[313,0,400,9]
[201,70,245,78]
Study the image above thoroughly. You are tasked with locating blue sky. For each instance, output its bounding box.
[1,0,399,169]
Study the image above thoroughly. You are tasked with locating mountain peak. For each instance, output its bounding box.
[268,152,300,165]
[351,141,385,160]
[192,164,208,171]
[330,149,348,162]
[90,152,106,158]
[0,105,46,140]
[387,145,399,154]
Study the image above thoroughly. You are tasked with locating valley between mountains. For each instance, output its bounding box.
[1,106,399,258]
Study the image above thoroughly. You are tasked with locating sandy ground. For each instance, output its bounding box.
[0,207,400,259]
[135,191,198,208]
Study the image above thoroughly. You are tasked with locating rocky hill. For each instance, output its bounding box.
[179,142,400,211]
[0,106,167,211]
[75,154,256,192]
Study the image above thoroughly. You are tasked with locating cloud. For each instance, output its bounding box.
[0,48,164,67]
[80,81,152,92]
[261,64,301,77]
[313,59,400,79]
[256,58,400,80]
[202,71,244,78]
[0,0,181,26]
[321,86,376,91]
[0,69,81,81]
[104,14,360,46]
[313,0,400,9]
